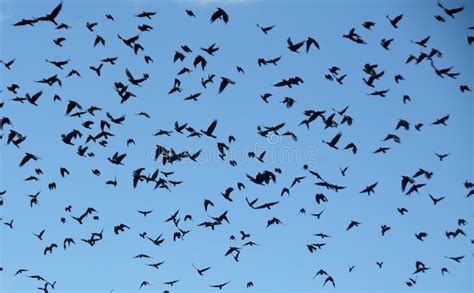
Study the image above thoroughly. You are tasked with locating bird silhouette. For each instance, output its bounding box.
[114,224,130,235]
[210,281,230,290]
[201,120,218,138]
[387,13,403,28]
[210,8,229,24]
[192,263,211,276]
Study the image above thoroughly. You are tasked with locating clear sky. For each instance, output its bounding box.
[0,0,473,292]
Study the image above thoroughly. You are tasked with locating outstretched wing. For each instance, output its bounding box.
[221,10,229,23]
[206,119,218,134]
[125,68,134,81]
[448,6,464,16]
[49,2,63,19]
[210,10,221,23]
[117,153,127,162]
[393,14,403,24]
[127,35,140,43]
[330,132,342,145]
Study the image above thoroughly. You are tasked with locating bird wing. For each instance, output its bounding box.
[330,132,342,145]
[394,14,403,23]
[206,119,218,134]
[48,2,63,19]
[210,10,221,23]
[125,68,134,81]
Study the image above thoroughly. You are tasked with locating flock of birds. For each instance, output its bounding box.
[0,1,473,292]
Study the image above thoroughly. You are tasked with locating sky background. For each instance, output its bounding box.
[0,0,473,292]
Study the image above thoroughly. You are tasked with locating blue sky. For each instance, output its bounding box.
[0,0,473,292]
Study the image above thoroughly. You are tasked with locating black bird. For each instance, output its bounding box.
[138,210,152,217]
[147,234,165,246]
[94,35,105,47]
[138,24,153,32]
[368,89,389,97]
[346,220,361,231]
[415,232,428,241]
[63,237,75,249]
[460,85,471,92]
[108,152,126,165]
[374,147,390,154]
[1,59,15,70]
[15,268,28,276]
[4,220,13,229]
[192,263,211,276]
[398,207,408,215]
[446,228,466,239]
[257,24,274,34]
[201,119,218,138]
[287,37,305,53]
[163,280,179,286]
[147,261,165,269]
[429,194,445,205]
[86,22,98,31]
[53,37,66,47]
[438,1,464,19]
[381,225,391,236]
[322,132,342,149]
[306,37,320,52]
[218,77,235,94]
[136,11,156,19]
[19,152,39,167]
[202,74,215,88]
[125,68,149,86]
[114,224,130,234]
[445,255,464,263]
[411,36,430,47]
[33,229,45,240]
[210,281,231,290]
[323,276,336,288]
[394,74,404,83]
[221,187,234,202]
[139,281,151,289]
[432,114,449,126]
[435,15,446,22]
[381,38,394,50]
[25,91,43,106]
[210,8,229,24]
[184,93,201,102]
[435,153,450,161]
[7,84,19,94]
[363,21,375,30]
[387,13,403,28]
[43,243,58,255]
[89,64,103,76]
[118,34,139,48]
[45,59,69,69]
[339,167,348,176]
[343,28,366,44]
[290,176,305,188]
[204,199,214,211]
